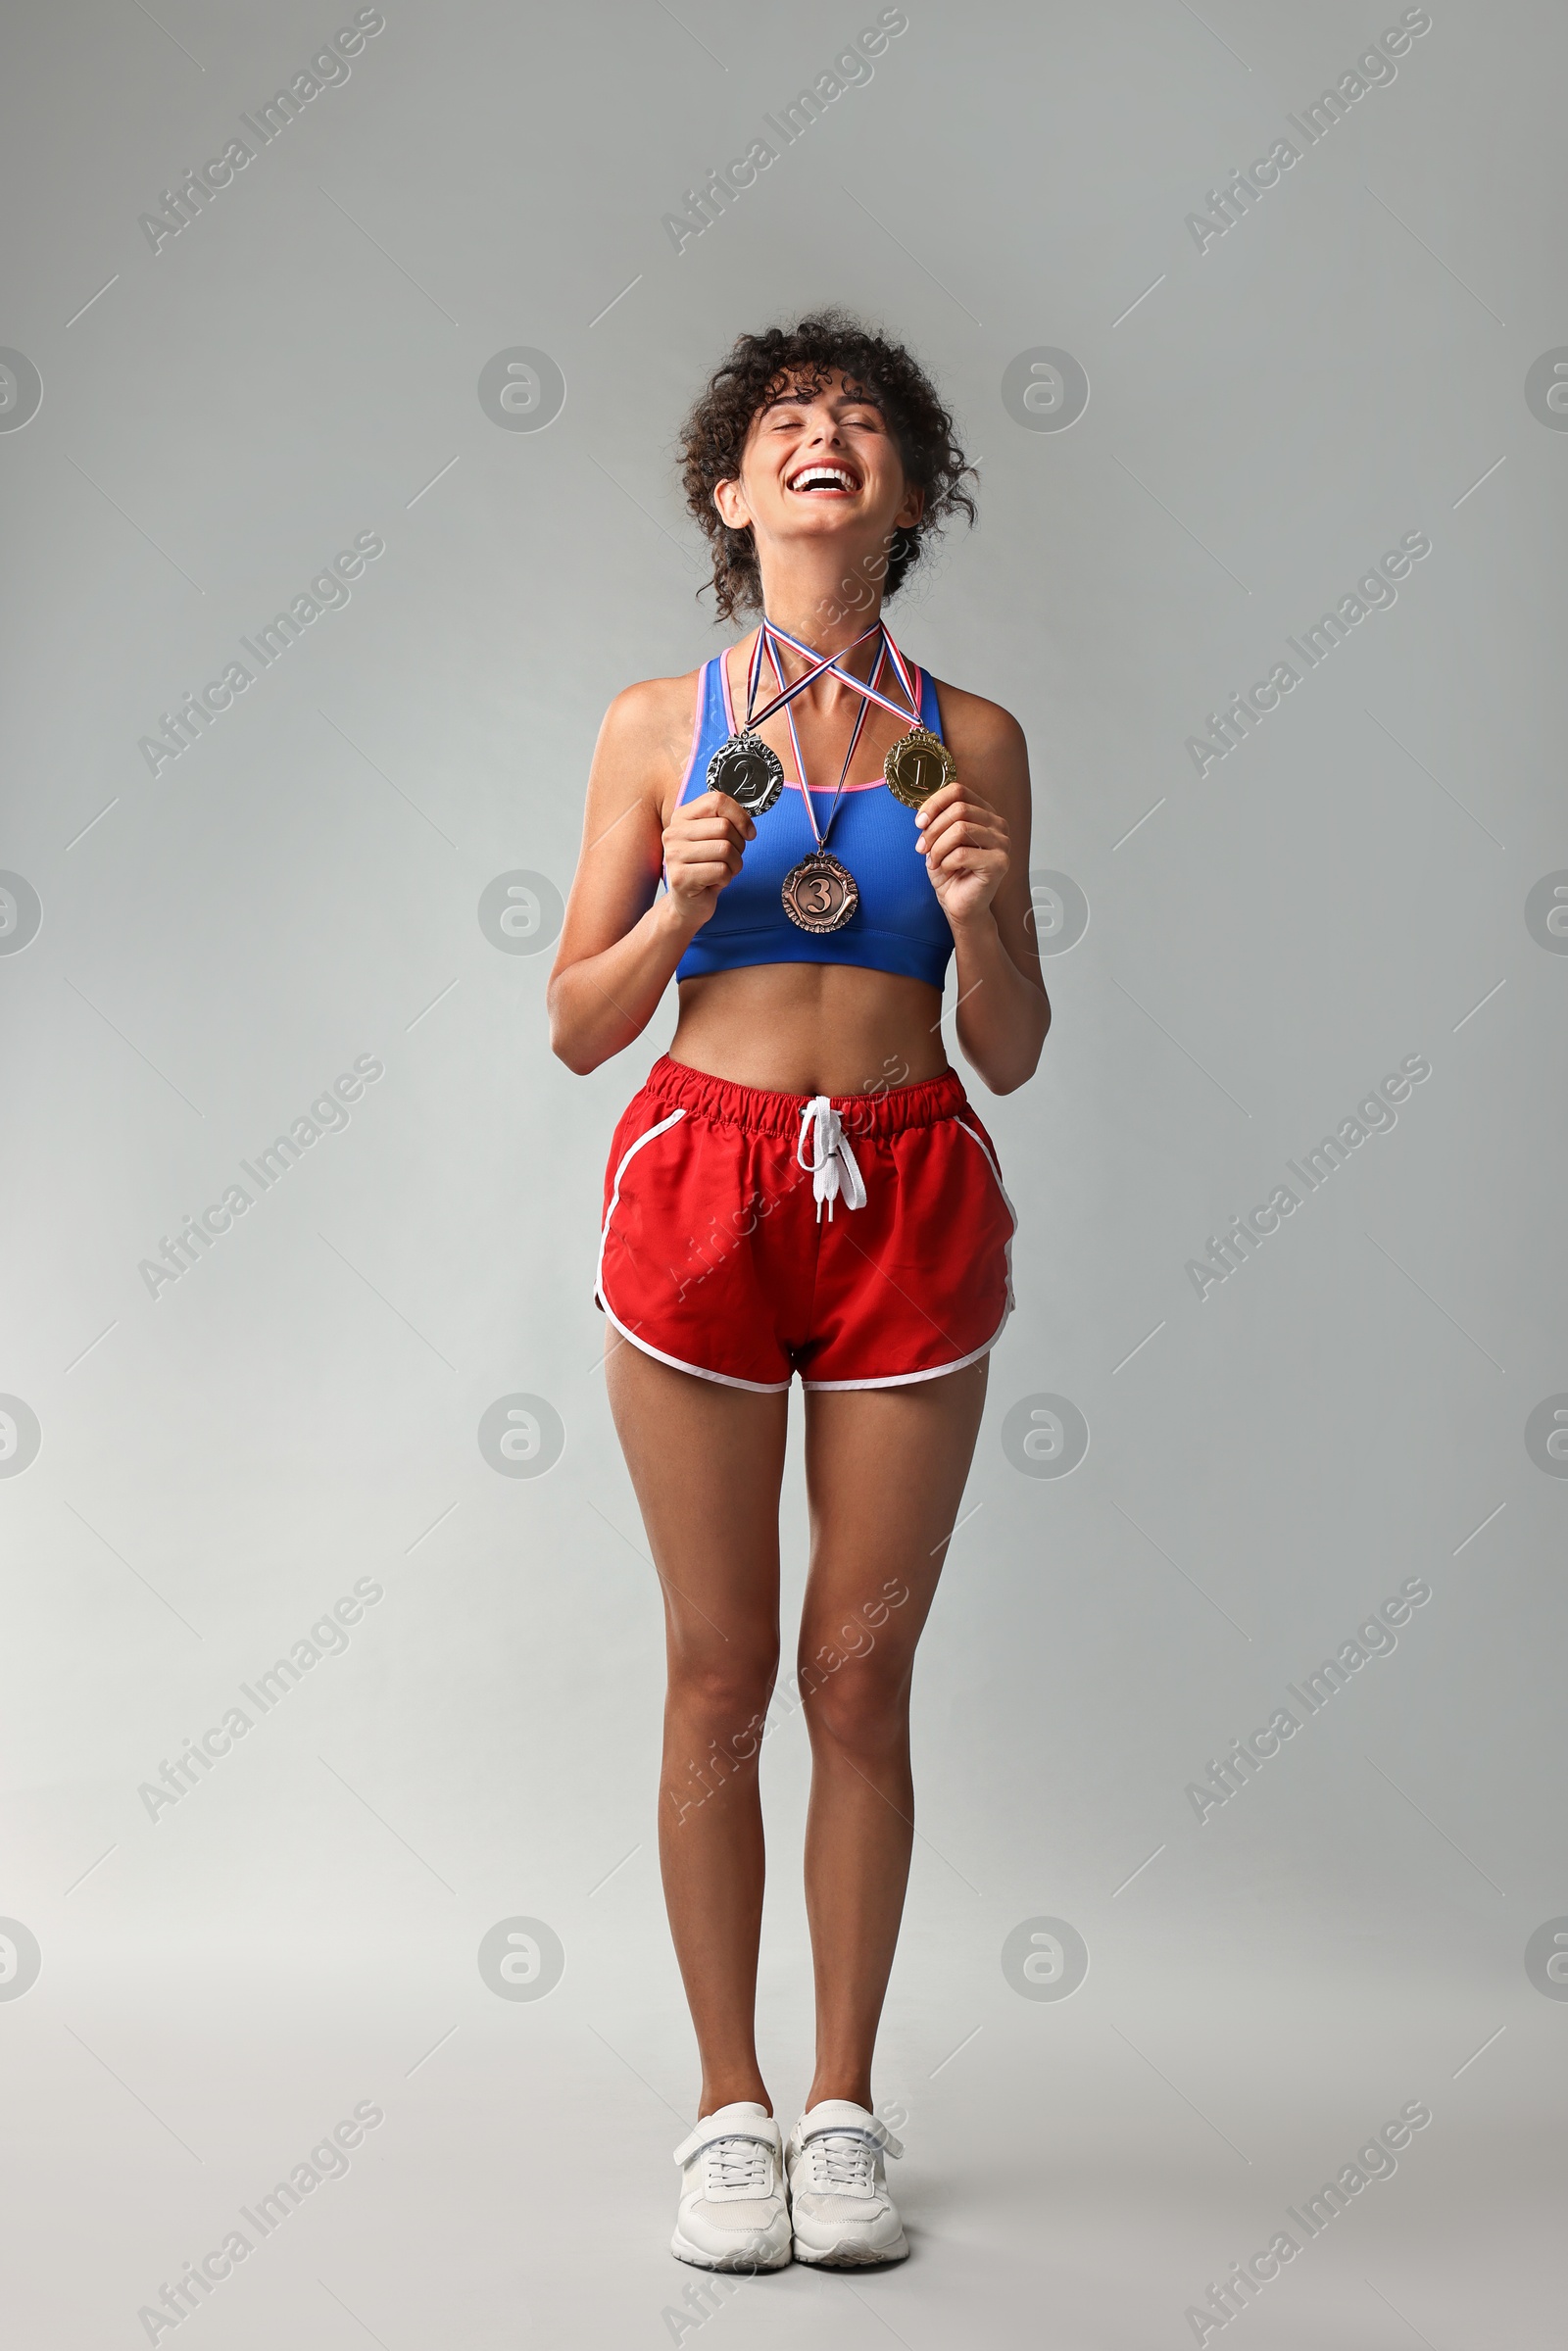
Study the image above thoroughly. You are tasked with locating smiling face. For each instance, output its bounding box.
[711,368,925,580]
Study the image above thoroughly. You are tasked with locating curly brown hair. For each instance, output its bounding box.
[679,311,976,623]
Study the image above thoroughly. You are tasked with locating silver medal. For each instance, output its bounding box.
[706,731,784,814]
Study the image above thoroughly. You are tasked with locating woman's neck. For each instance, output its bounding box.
[753,551,888,661]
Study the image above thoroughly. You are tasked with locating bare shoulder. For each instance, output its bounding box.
[598,666,703,755]
[928,677,1030,785]
[589,663,708,819]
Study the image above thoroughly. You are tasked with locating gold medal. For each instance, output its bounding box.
[781,852,859,934]
[884,727,956,809]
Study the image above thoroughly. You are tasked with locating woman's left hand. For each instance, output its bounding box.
[914,779,1010,928]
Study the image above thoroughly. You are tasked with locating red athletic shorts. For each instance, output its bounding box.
[596,1055,1016,1392]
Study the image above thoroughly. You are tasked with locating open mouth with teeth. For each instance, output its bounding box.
[786,463,860,496]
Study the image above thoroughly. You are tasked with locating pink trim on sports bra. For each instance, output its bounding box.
[676,668,707,800]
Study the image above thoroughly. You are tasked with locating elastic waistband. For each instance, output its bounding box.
[640,1053,969,1139]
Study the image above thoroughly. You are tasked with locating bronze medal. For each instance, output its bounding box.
[782,852,859,934]
[707,730,784,814]
[884,726,956,809]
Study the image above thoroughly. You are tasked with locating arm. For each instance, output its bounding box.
[547,676,756,1075]
[917,691,1051,1096]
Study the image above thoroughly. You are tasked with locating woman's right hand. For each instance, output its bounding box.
[549,674,762,1073]
[662,790,755,929]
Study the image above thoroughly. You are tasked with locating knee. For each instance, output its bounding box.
[799,1653,910,1763]
[667,1644,779,1740]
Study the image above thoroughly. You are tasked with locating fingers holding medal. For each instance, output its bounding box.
[913,769,1010,914]
[662,781,755,916]
[886,723,1008,903]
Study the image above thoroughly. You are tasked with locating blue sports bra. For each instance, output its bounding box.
[671,648,954,990]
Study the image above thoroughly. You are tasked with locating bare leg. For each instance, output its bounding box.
[606,1333,789,2118]
[797,1357,989,2111]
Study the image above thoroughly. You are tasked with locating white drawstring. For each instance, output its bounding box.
[796,1097,866,1223]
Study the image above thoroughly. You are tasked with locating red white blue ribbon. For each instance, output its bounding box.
[741,618,882,731]
[759,615,922,729]
[755,616,926,853]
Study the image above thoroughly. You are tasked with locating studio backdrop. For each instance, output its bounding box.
[3,0,1564,2343]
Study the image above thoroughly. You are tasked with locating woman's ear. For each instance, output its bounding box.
[896,483,925,531]
[712,477,751,530]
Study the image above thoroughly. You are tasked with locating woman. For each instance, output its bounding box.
[548,314,1049,2272]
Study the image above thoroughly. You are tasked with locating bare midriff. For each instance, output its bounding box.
[667,961,951,1100]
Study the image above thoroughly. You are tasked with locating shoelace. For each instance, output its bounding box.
[808,2131,877,2192]
[796,1097,867,1224]
[706,2136,771,2193]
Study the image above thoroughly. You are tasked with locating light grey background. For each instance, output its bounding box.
[3,0,1565,2342]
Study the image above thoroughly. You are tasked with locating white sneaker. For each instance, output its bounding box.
[785,2100,908,2267]
[671,2102,792,2271]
